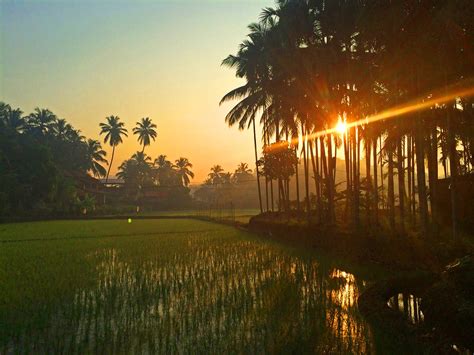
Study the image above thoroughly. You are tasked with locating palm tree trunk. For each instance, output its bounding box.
[447,102,457,238]
[314,138,322,221]
[427,126,438,224]
[380,136,384,210]
[344,131,351,219]
[373,137,378,224]
[105,145,115,184]
[252,119,263,213]
[415,124,429,235]
[407,134,413,224]
[265,177,269,212]
[352,128,359,227]
[366,137,372,225]
[309,139,318,212]
[328,134,335,224]
[388,145,395,231]
[397,137,405,231]
[302,125,310,219]
[320,137,329,220]
[411,136,417,226]
[295,150,301,212]
[270,179,274,212]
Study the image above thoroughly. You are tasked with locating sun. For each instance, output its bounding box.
[335,120,347,135]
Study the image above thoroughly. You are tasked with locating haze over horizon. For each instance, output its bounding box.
[0,0,271,183]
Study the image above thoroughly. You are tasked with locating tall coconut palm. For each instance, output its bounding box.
[86,139,108,178]
[133,117,157,153]
[174,157,194,187]
[99,115,128,183]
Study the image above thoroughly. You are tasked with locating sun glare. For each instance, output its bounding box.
[336,120,347,135]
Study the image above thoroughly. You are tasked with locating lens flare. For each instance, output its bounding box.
[300,80,474,143]
[336,120,347,135]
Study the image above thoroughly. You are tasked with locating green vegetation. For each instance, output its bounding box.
[0,218,426,353]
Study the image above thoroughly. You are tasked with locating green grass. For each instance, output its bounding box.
[0,218,425,353]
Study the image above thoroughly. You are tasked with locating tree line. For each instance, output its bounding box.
[221,0,474,236]
[0,103,195,215]
[194,163,260,208]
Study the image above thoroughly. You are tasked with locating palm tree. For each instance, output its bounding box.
[99,115,128,183]
[4,107,25,133]
[53,118,72,139]
[86,139,108,178]
[28,108,57,135]
[133,117,157,153]
[154,154,172,169]
[174,157,194,187]
[154,154,175,186]
[208,165,225,185]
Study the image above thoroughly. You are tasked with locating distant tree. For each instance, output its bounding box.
[208,165,225,185]
[154,154,177,186]
[133,117,157,153]
[233,162,254,184]
[86,139,108,178]
[174,157,194,187]
[100,115,128,183]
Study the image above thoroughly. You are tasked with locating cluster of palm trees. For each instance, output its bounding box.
[117,154,194,189]
[194,163,258,207]
[99,115,157,183]
[222,0,474,236]
[98,115,194,190]
[0,102,195,214]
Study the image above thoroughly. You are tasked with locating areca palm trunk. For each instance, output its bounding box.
[415,123,429,235]
[352,128,359,227]
[309,139,318,213]
[407,134,413,224]
[252,118,263,213]
[447,102,457,238]
[344,131,351,219]
[397,137,405,231]
[270,179,274,211]
[365,137,372,225]
[427,126,438,223]
[373,137,378,223]
[411,136,417,226]
[295,149,301,212]
[320,136,329,220]
[314,138,322,221]
[327,134,335,224]
[388,145,395,231]
[380,136,384,210]
[302,125,310,219]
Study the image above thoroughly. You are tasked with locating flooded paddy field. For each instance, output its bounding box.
[1,219,424,353]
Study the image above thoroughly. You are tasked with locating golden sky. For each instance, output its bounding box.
[0,0,270,183]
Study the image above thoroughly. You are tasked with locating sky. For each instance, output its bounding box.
[0,0,272,183]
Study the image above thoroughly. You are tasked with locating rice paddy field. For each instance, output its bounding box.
[1,218,422,353]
